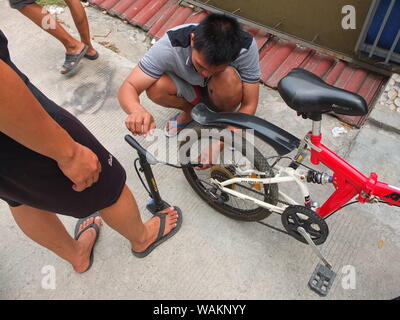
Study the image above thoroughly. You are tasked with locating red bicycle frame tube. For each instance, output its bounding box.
[309,133,400,218]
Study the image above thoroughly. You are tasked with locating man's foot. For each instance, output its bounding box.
[85,47,99,60]
[165,112,193,137]
[65,41,85,55]
[60,42,88,74]
[131,207,179,253]
[72,215,102,273]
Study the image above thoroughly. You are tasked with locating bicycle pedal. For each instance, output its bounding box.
[308,263,336,296]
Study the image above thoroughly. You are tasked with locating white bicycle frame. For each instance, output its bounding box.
[210,165,312,214]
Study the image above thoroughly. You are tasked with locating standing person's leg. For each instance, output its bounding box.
[64,0,98,58]
[9,185,179,273]
[12,1,88,73]
[17,3,85,56]
[10,206,102,273]
[98,185,179,254]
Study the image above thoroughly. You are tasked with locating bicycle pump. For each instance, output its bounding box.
[125,135,178,214]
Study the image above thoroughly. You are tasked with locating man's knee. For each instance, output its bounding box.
[209,67,242,110]
[146,74,177,103]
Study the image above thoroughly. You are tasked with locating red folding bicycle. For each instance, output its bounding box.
[126,68,399,296]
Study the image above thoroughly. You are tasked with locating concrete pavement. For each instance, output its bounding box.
[0,4,399,300]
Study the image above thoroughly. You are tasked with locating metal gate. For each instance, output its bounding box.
[355,0,400,65]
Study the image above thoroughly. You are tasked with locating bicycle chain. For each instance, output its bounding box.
[271,199,292,216]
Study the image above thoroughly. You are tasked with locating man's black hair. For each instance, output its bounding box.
[193,13,242,66]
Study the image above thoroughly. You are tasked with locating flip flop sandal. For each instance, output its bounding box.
[61,44,88,74]
[164,113,193,138]
[131,207,183,258]
[74,212,101,273]
[85,50,99,60]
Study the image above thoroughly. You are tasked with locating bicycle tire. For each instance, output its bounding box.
[179,123,279,221]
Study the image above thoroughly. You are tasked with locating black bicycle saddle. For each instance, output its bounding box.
[278,68,368,116]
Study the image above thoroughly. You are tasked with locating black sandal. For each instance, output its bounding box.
[60,44,88,74]
[85,50,99,60]
[73,212,101,273]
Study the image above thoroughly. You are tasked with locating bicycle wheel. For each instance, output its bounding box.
[179,123,279,221]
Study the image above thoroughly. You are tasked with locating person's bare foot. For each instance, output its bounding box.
[131,207,179,253]
[166,112,193,136]
[72,216,102,273]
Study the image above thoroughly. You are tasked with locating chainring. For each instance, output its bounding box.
[281,205,329,245]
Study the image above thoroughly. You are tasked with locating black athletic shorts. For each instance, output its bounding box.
[0,30,126,219]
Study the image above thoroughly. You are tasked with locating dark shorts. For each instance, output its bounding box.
[8,0,36,9]
[0,102,127,219]
[166,67,242,112]
[166,72,218,111]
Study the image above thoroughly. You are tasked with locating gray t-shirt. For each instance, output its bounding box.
[138,24,260,87]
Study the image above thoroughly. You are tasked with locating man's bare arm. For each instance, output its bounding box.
[237,82,259,115]
[118,66,158,135]
[118,65,157,114]
[0,60,101,191]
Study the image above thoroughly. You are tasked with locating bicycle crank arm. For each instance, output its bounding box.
[297,227,337,296]
[297,227,332,269]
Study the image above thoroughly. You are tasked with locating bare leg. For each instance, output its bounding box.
[146,74,194,114]
[197,67,242,170]
[9,184,178,273]
[147,67,242,131]
[146,74,195,135]
[64,0,97,57]
[206,66,243,111]
[99,185,178,253]
[19,3,84,55]
[10,205,100,273]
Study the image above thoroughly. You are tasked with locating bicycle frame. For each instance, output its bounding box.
[309,121,400,218]
[210,119,400,219]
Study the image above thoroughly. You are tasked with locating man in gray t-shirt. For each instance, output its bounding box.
[119,13,261,137]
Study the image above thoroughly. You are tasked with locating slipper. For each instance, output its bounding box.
[73,212,101,272]
[131,207,182,258]
[85,50,99,60]
[164,113,193,138]
[61,44,88,74]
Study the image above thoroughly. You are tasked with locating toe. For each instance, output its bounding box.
[79,216,97,232]
[159,206,175,214]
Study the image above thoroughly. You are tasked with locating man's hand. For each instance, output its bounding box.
[125,105,156,136]
[57,143,102,192]
[0,59,101,192]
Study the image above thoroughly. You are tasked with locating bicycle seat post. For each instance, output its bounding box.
[312,120,322,137]
[308,117,323,165]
